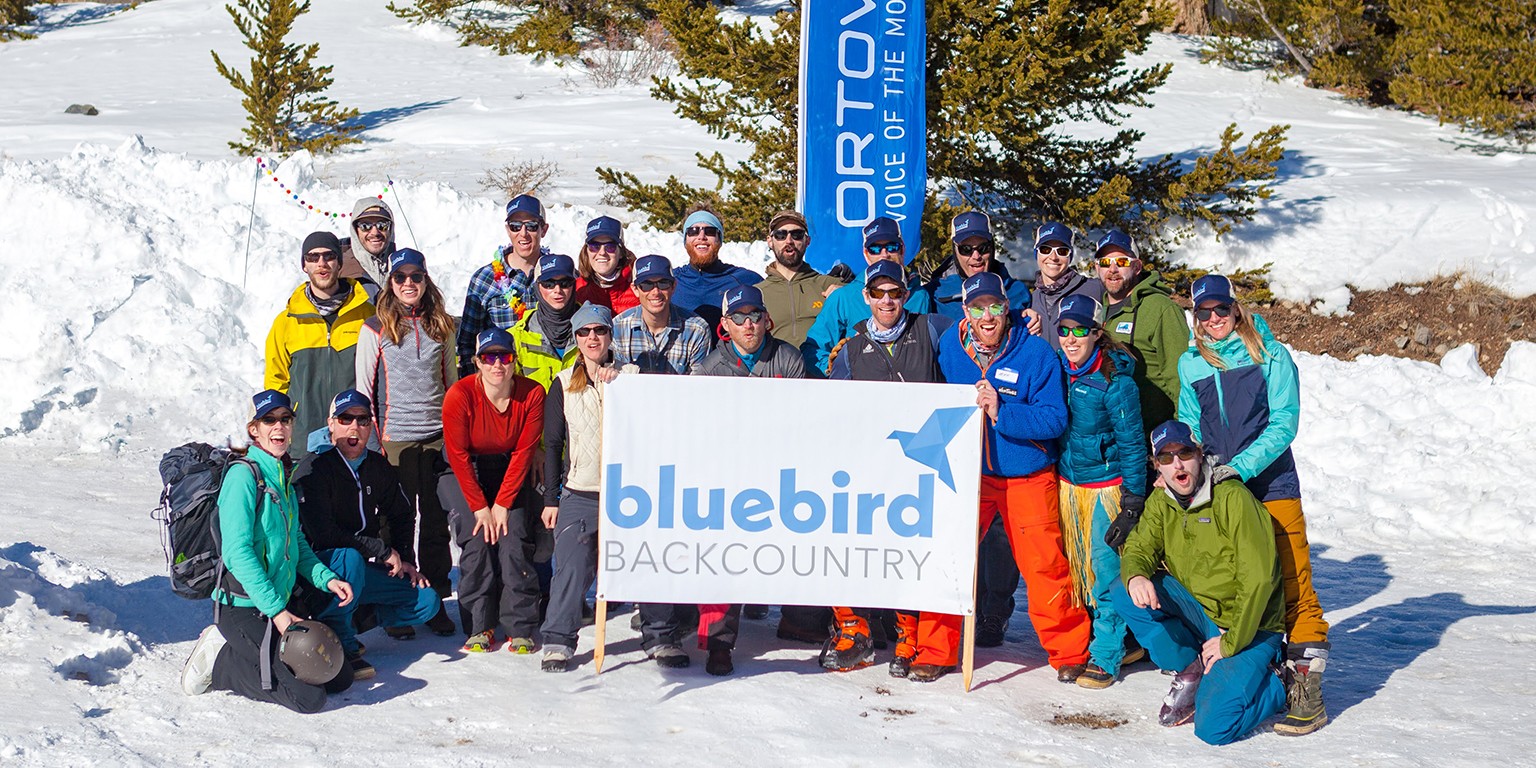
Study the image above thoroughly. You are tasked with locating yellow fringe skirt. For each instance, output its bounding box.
[1058,480,1122,609]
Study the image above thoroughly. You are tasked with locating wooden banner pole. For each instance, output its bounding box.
[962,612,977,691]
[594,599,608,673]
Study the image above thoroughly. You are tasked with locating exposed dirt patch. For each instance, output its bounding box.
[1251,276,1536,372]
[1050,711,1129,729]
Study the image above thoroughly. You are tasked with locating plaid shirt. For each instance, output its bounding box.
[456,246,543,376]
[611,304,713,375]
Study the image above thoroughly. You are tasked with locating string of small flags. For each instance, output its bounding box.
[255,157,389,219]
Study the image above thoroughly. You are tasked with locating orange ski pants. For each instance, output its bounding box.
[1264,499,1329,645]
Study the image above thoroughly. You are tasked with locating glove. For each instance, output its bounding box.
[828,262,856,284]
[1211,463,1242,485]
[1104,494,1144,553]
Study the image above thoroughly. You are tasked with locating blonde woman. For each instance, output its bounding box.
[1177,274,1329,736]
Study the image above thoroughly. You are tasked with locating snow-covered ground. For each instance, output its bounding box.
[2,2,1535,765]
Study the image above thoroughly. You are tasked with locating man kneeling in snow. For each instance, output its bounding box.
[1111,421,1288,746]
[294,389,441,681]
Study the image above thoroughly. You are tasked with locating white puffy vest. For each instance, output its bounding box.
[557,366,604,493]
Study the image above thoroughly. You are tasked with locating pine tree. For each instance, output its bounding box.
[1389,0,1536,144]
[1,0,35,41]
[598,0,1288,268]
[387,0,656,60]
[211,0,361,154]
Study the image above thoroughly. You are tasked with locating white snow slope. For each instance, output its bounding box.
[2,3,1535,767]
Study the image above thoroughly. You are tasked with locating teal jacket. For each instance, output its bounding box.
[214,447,338,617]
[1057,347,1149,496]
[1176,314,1301,502]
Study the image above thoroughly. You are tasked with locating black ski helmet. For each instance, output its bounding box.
[279,620,344,684]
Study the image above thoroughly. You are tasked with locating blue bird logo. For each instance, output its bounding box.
[888,407,976,492]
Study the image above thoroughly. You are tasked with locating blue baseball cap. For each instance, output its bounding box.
[1191,274,1236,307]
[252,389,292,419]
[585,215,623,244]
[388,248,427,276]
[1150,420,1199,456]
[862,217,901,248]
[722,284,765,315]
[1058,294,1103,329]
[537,253,577,282]
[475,328,515,355]
[961,272,1006,304]
[950,211,993,243]
[1096,229,1136,258]
[863,259,905,288]
[1033,222,1074,250]
[633,254,673,284]
[329,389,372,418]
[505,194,544,221]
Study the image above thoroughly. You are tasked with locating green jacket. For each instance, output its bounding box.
[1103,270,1190,432]
[509,311,580,391]
[1120,469,1284,658]
[214,447,338,617]
[757,263,845,348]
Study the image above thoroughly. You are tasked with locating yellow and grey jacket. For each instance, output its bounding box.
[264,280,374,455]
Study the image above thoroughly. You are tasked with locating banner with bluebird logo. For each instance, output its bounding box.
[598,376,979,613]
[797,0,926,272]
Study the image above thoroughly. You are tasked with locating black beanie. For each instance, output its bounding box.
[301,231,343,264]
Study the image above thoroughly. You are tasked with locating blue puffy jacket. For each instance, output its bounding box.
[1057,347,1150,496]
[937,322,1067,478]
[1176,313,1301,502]
[930,260,1031,322]
[671,261,762,321]
[800,274,935,374]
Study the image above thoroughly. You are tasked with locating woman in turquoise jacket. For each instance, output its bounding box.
[1177,275,1330,736]
[180,390,355,713]
[1053,295,1150,689]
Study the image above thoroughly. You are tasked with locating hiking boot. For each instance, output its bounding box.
[181,625,226,696]
[1158,659,1204,726]
[975,615,1006,648]
[776,618,829,645]
[542,645,574,673]
[425,605,456,637]
[705,648,734,676]
[384,625,416,641]
[1056,663,1089,683]
[827,620,875,672]
[908,663,955,683]
[648,644,690,669]
[887,653,913,679]
[1275,652,1329,736]
[462,631,497,653]
[1122,644,1147,667]
[347,651,376,681]
[1075,662,1116,690]
[506,636,536,655]
[743,604,770,620]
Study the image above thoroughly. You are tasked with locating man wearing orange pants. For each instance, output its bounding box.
[914,264,1091,684]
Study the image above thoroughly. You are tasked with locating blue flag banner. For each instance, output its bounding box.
[798,0,927,273]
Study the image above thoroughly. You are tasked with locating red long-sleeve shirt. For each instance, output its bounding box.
[442,373,545,510]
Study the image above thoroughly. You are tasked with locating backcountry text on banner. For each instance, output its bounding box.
[597,375,980,615]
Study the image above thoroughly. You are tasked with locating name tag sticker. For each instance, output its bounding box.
[1116,321,1134,334]
[995,368,1019,384]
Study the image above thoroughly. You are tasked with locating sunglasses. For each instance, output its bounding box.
[1194,304,1235,322]
[506,220,543,232]
[479,352,514,366]
[728,310,765,325]
[866,287,906,300]
[391,272,426,285]
[334,413,372,426]
[685,225,721,238]
[540,278,576,290]
[956,242,994,256]
[1097,255,1135,268]
[303,251,339,263]
[866,242,901,255]
[587,241,620,254]
[1154,447,1200,465]
[258,414,295,426]
[637,279,675,292]
[1037,245,1071,258]
[771,228,808,242]
[575,326,611,338]
[1058,325,1094,338]
[356,221,391,233]
[966,303,1007,319]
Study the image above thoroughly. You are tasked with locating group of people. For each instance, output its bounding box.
[175,193,1330,744]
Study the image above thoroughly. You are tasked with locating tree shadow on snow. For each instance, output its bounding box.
[1148,147,1330,248]
[1326,592,1536,722]
[342,99,459,141]
[21,2,133,36]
